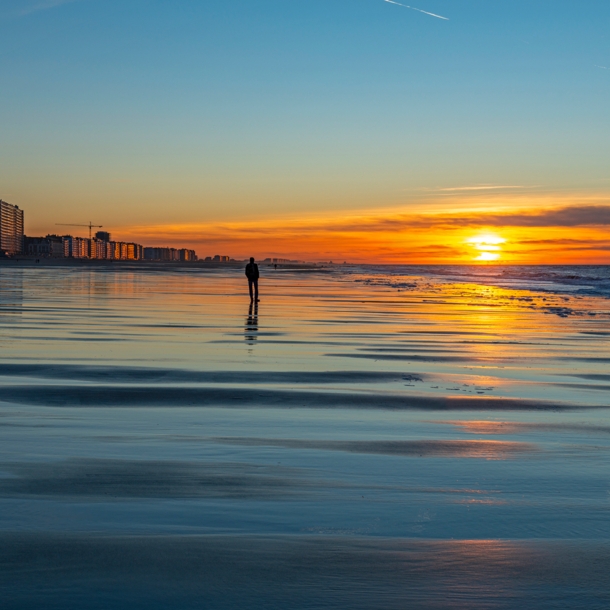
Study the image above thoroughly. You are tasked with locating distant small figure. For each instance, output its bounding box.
[245,257,260,302]
[274,264,277,270]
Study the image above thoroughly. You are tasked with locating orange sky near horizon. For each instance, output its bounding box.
[20,187,610,264]
[110,198,610,265]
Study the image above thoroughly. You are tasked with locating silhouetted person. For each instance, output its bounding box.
[245,257,259,302]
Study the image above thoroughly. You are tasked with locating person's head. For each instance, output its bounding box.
[250,257,255,263]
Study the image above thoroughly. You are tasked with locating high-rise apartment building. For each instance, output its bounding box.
[93,238,107,259]
[64,236,89,258]
[0,200,24,255]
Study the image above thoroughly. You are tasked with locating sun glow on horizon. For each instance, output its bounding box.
[476,251,501,261]
[467,233,506,262]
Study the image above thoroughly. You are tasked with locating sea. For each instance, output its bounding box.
[0,262,609,609]
[348,264,610,299]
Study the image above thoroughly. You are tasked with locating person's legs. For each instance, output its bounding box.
[253,279,259,301]
[248,280,254,301]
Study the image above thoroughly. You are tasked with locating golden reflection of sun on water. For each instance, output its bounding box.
[443,421,522,435]
[466,233,506,262]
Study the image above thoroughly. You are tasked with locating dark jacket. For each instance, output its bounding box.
[245,262,259,280]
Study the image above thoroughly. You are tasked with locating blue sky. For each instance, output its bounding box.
[1,0,609,235]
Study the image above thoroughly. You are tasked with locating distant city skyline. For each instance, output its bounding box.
[0,197,199,260]
[22,227,198,262]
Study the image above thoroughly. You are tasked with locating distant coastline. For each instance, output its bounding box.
[0,257,324,271]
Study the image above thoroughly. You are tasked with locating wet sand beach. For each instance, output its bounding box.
[1,263,609,608]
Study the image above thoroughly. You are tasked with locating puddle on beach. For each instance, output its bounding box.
[1,264,609,608]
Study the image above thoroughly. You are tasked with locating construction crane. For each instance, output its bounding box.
[56,222,103,240]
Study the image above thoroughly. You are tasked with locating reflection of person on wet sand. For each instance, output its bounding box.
[245,257,260,302]
[245,301,258,343]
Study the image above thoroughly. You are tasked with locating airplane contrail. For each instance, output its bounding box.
[383,0,449,20]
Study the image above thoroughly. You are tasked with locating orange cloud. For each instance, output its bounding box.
[110,201,610,264]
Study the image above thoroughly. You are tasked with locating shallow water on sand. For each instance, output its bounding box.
[1,264,609,608]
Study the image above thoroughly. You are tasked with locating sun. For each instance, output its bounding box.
[466,233,506,262]
[476,251,500,261]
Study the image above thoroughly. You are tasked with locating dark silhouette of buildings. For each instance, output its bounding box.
[143,247,197,261]
[24,235,64,257]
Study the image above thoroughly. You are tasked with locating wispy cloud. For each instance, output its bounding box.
[20,0,81,16]
[383,0,449,21]
[347,204,610,231]
[595,65,609,70]
[518,238,610,246]
[436,185,531,193]
[473,205,610,228]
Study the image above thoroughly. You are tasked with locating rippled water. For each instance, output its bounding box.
[1,263,609,608]
[346,264,610,298]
